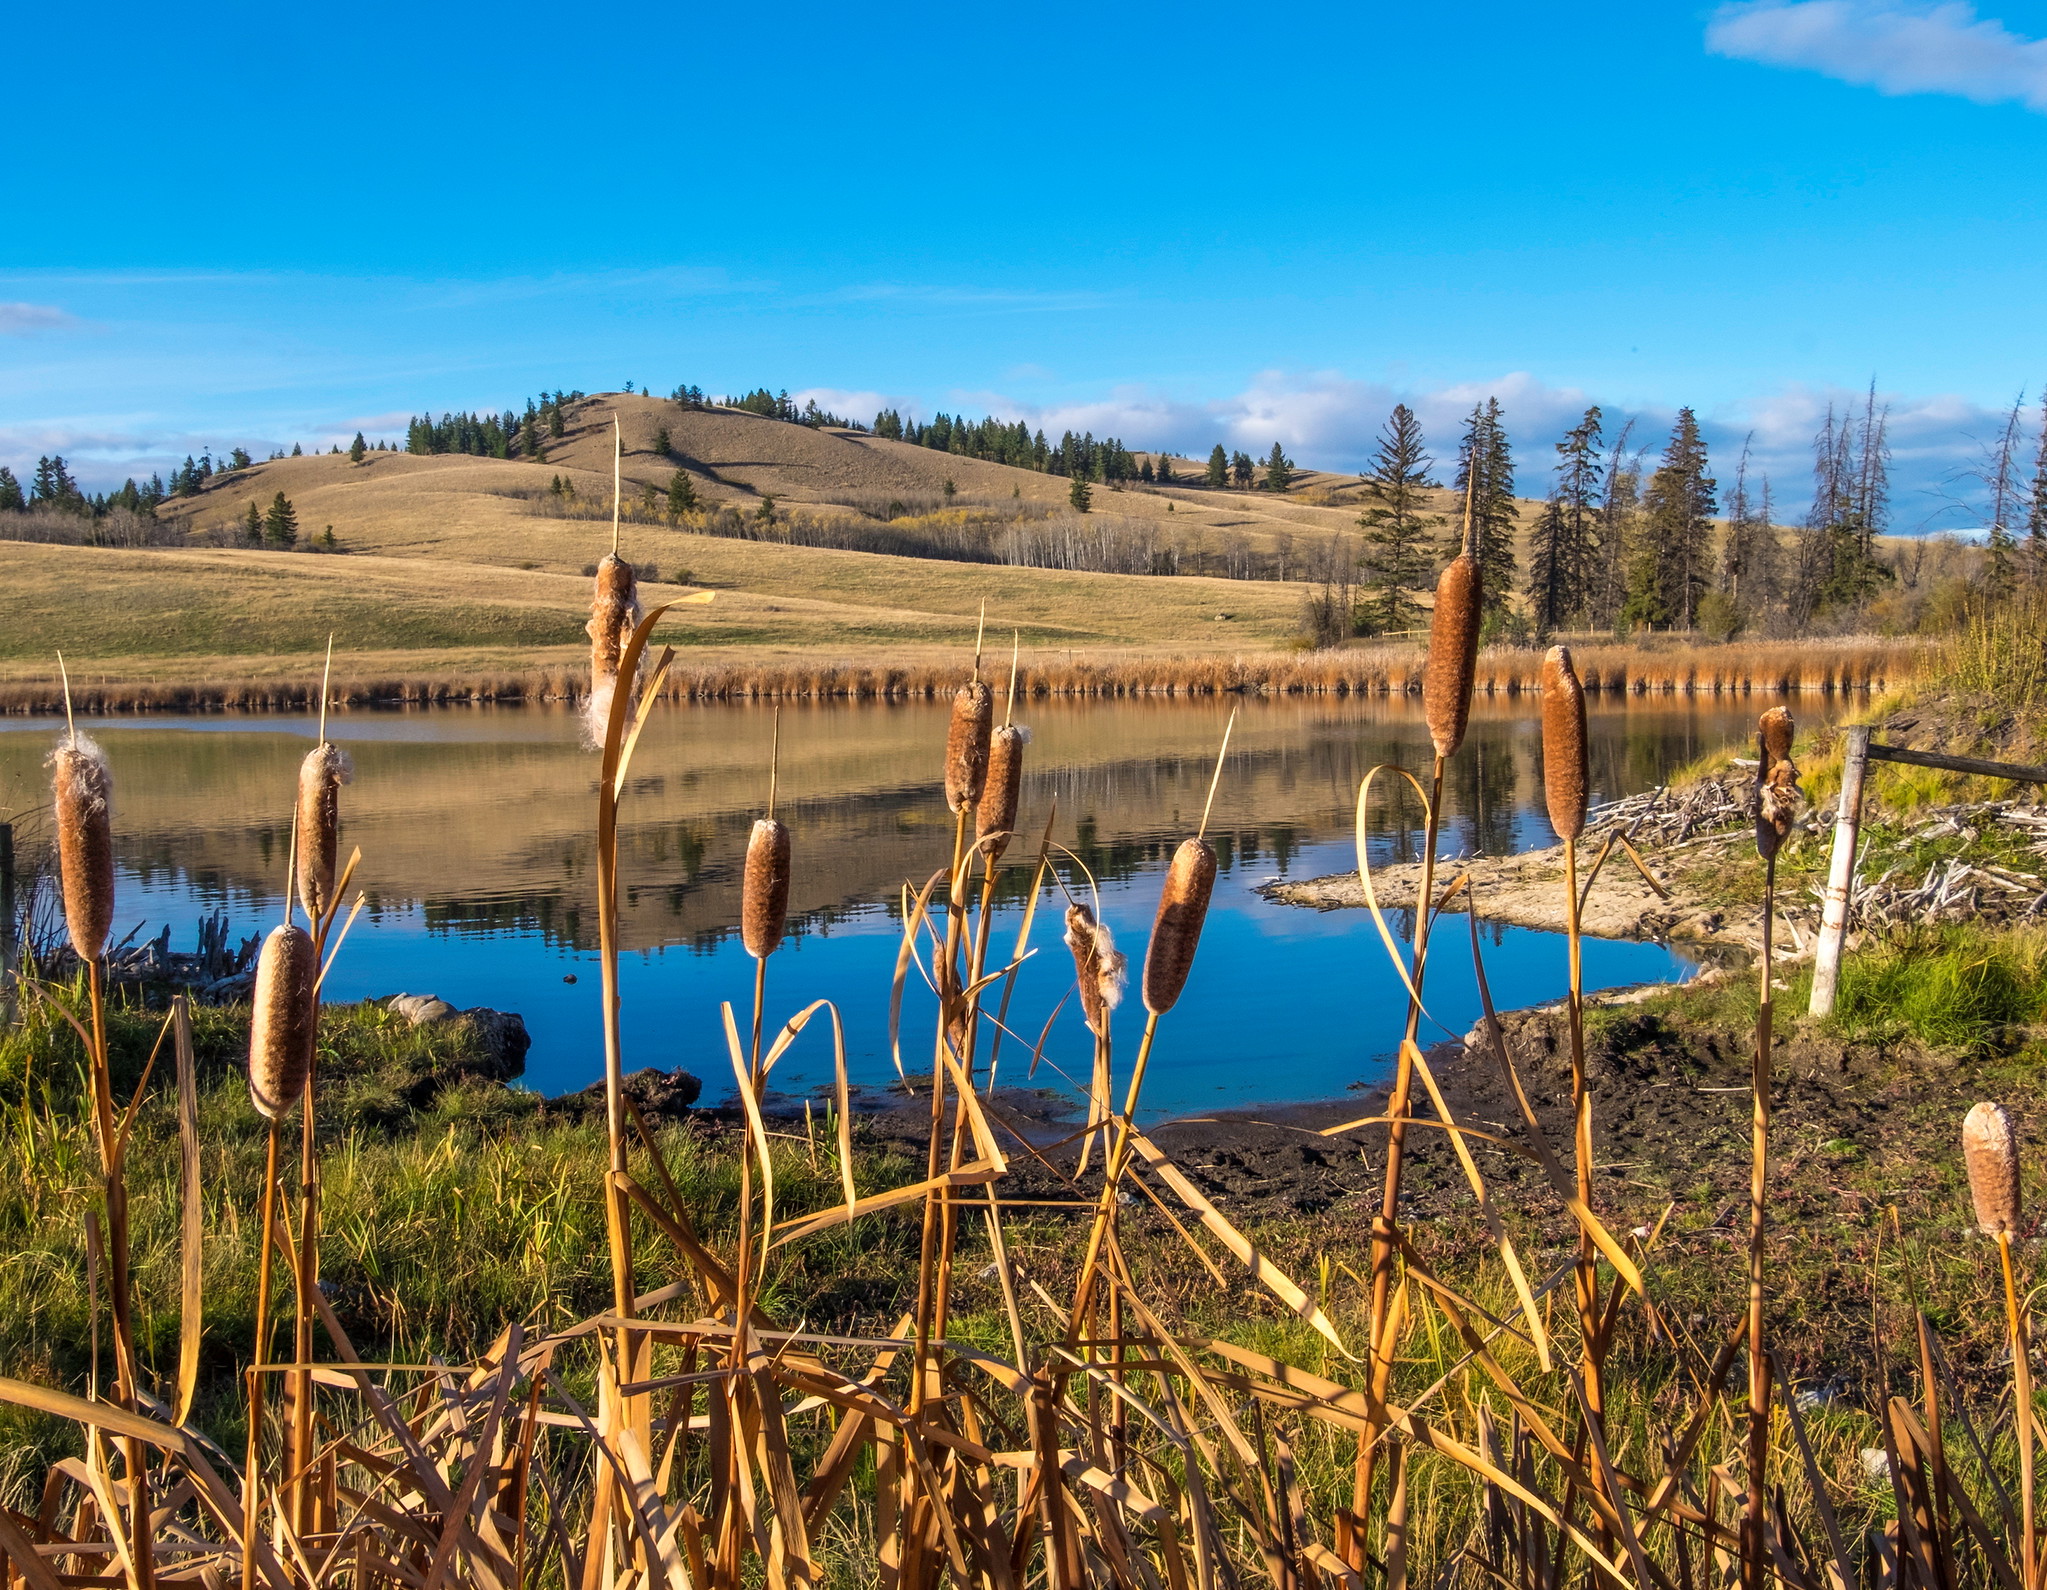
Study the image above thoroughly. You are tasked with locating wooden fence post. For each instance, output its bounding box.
[1809,725,1870,1017]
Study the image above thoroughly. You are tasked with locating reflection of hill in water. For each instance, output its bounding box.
[0,697,1781,954]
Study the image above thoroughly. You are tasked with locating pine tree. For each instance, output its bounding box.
[1640,409,1715,629]
[653,426,672,458]
[1454,399,1519,623]
[290,443,303,457]
[31,455,81,508]
[1205,445,1228,488]
[668,470,698,515]
[1720,437,1773,624]
[229,447,253,471]
[243,501,263,541]
[0,467,23,511]
[1069,474,1093,513]
[263,490,299,547]
[1983,395,2024,600]
[1156,452,1175,485]
[1356,405,1443,634]
[1261,442,1295,493]
[349,432,367,464]
[1231,451,1254,489]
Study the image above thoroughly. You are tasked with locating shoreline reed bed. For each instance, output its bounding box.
[0,635,1921,715]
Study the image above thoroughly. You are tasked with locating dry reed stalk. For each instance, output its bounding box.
[1744,707,1797,1590]
[1142,839,1216,1017]
[944,679,994,813]
[51,735,113,962]
[1423,554,1482,758]
[584,553,642,744]
[294,743,351,927]
[741,819,791,959]
[978,725,1029,861]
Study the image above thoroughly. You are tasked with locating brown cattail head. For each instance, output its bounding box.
[944,680,994,813]
[1064,902,1127,1038]
[1963,1101,2022,1238]
[1143,838,1217,1016]
[295,742,353,925]
[1422,553,1482,760]
[1758,707,1795,769]
[248,923,318,1122]
[1540,645,1589,842]
[1753,709,1801,862]
[741,817,791,959]
[584,554,643,746]
[50,736,114,962]
[977,725,1030,861]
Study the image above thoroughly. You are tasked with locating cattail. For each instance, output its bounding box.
[978,725,1030,861]
[1758,707,1795,769]
[248,924,318,1122]
[295,742,353,924]
[1540,645,1588,842]
[50,736,114,963]
[1421,554,1481,760]
[584,554,642,745]
[944,680,994,813]
[741,818,791,958]
[1753,709,1801,862]
[1064,902,1127,1037]
[1142,838,1216,1016]
[1963,1101,2022,1238]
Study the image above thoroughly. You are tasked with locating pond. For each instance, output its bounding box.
[0,695,1787,1119]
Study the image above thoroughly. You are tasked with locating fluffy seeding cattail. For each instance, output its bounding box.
[1758,707,1795,770]
[1540,645,1588,843]
[944,681,994,813]
[295,742,353,925]
[978,725,1030,861]
[1421,554,1482,760]
[1753,708,1801,862]
[50,736,114,962]
[1963,1101,2022,1238]
[248,924,318,1122]
[1142,838,1216,1016]
[1064,902,1127,1037]
[584,554,643,745]
[741,817,791,959]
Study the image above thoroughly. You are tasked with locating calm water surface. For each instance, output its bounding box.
[0,697,1785,1118]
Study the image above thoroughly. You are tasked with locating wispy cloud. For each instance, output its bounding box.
[0,302,79,335]
[1707,2,2047,110]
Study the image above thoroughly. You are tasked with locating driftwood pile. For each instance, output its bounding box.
[1587,773,2047,930]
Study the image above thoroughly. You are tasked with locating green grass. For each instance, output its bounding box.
[0,981,920,1483]
[1830,923,2047,1052]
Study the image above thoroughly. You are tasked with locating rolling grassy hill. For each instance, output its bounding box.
[4,394,1443,694]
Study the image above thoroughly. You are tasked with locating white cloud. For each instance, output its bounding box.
[1707,2,2047,109]
[0,301,77,335]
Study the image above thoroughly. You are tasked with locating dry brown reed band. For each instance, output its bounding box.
[741,817,792,959]
[944,680,995,813]
[249,923,319,1122]
[1963,1101,2022,1237]
[1422,554,1481,759]
[977,725,1028,860]
[52,741,115,963]
[1143,837,1217,1016]
[1539,646,1589,843]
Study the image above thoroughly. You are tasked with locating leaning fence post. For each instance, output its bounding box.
[1809,725,1870,1017]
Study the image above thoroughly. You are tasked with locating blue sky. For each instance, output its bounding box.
[8,1,2047,527]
